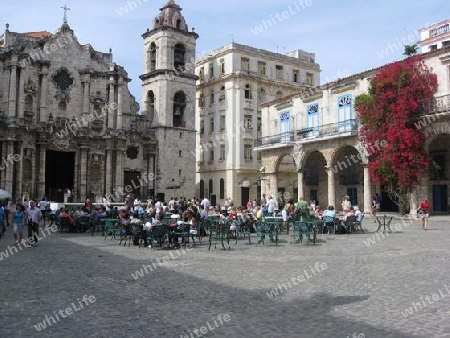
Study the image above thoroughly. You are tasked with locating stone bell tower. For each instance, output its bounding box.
[140,0,198,200]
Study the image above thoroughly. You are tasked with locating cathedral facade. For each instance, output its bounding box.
[0,0,196,203]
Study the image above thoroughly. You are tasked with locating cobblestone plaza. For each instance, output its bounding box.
[1,216,449,337]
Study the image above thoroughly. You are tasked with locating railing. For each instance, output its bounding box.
[254,131,294,147]
[296,119,358,141]
[420,94,450,115]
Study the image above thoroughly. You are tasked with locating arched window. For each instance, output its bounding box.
[173,91,186,127]
[244,84,252,99]
[200,180,205,199]
[149,42,157,71]
[209,179,214,196]
[258,88,266,104]
[147,91,155,121]
[220,179,225,199]
[174,43,186,70]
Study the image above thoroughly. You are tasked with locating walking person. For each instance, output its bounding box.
[12,204,25,246]
[417,197,430,230]
[39,197,47,226]
[371,197,377,223]
[0,203,5,238]
[4,199,11,228]
[26,200,42,246]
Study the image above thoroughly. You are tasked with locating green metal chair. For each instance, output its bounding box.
[208,222,230,250]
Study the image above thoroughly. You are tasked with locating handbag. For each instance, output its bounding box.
[418,209,425,215]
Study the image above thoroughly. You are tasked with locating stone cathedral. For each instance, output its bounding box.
[0,0,197,203]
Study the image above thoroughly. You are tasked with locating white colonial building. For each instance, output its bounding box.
[195,43,320,206]
[256,44,450,214]
[419,19,450,53]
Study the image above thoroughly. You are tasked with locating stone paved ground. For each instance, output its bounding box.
[1,214,450,338]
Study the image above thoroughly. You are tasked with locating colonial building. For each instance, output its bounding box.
[195,43,320,207]
[0,0,196,203]
[140,0,198,201]
[256,46,450,213]
[419,19,450,52]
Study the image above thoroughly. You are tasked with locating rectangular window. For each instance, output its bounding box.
[219,144,225,160]
[200,119,204,134]
[276,65,283,79]
[337,94,354,132]
[306,103,320,137]
[210,118,214,132]
[306,73,313,85]
[220,59,225,74]
[219,115,225,131]
[258,61,266,75]
[209,62,214,78]
[241,57,250,71]
[257,151,261,161]
[293,70,299,83]
[244,115,252,129]
[257,117,262,132]
[210,91,215,106]
[279,110,291,142]
[244,145,253,160]
[210,150,214,162]
[199,67,204,81]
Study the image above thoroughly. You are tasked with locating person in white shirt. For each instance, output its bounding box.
[267,196,275,215]
[154,198,163,215]
[201,197,211,210]
[39,198,47,226]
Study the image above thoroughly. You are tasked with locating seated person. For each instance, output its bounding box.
[199,205,208,219]
[255,207,263,223]
[343,207,355,222]
[354,207,364,223]
[73,206,86,220]
[324,206,336,234]
[60,209,75,231]
[314,205,323,219]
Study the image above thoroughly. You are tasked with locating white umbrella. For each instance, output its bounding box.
[0,189,12,200]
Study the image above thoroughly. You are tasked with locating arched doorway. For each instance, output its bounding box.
[277,155,297,208]
[429,134,450,212]
[303,151,327,207]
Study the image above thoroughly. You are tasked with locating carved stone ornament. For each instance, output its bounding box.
[47,132,76,152]
[126,146,138,160]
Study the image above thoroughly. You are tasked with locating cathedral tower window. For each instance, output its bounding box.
[173,91,186,127]
[174,43,186,70]
[150,42,157,71]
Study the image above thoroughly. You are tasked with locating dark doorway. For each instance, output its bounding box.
[45,150,75,202]
[241,187,249,208]
[124,171,140,199]
[347,187,357,206]
[381,187,399,212]
[432,185,447,212]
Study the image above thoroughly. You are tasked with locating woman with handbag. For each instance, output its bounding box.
[417,197,430,230]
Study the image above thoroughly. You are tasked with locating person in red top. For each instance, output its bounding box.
[417,197,430,230]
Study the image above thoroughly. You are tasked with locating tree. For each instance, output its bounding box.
[355,55,437,213]
[403,44,418,56]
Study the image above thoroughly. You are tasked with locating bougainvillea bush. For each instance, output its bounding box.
[355,55,438,206]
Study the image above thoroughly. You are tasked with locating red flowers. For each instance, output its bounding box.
[356,55,438,190]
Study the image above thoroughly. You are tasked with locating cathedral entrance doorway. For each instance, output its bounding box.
[45,150,75,202]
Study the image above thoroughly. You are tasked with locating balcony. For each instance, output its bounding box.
[296,119,358,141]
[254,131,294,147]
[420,94,450,115]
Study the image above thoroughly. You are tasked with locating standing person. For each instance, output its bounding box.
[371,197,377,223]
[417,197,430,230]
[267,196,275,216]
[12,204,25,246]
[375,193,381,212]
[0,203,5,237]
[341,195,352,212]
[4,199,11,228]
[39,197,47,226]
[26,200,42,246]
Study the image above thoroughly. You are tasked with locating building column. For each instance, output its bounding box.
[297,169,304,200]
[108,76,116,129]
[363,165,372,213]
[7,57,18,118]
[325,166,336,209]
[39,66,49,123]
[13,141,23,200]
[114,149,124,198]
[36,142,46,200]
[81,74,90,117]
[105,149,112,196]
[4,141,15,194]
[117,77,123,130]
[17,67,25,120]
[79,148,89,201]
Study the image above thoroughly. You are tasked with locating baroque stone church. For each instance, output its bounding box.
[0,0,197,203]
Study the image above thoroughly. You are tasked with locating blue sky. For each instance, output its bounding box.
[2,0,449,105]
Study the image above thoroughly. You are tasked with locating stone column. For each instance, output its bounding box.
[39,66,49,123]
[325,166,336,209]
[105,149,112,197]
[297,169,304,200]
[81,74,90,117]
[79,147,89,201]
[363,165,372,213]
[114,149,124,197]
[108,76,116,129]
[4,141,15,194]
[36,141,46,200]
[17,67,25,120]
[15,141,23,200]
[7,57,18,118]
[117,77,123,130]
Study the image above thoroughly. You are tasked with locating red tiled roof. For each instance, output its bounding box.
[23,31,52,39]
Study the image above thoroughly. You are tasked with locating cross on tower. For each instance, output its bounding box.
[61,4,70,24]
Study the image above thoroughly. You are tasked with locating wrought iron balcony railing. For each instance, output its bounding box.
[420,94,450,115]
[297,119,358,141]
[254,131,294,147]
